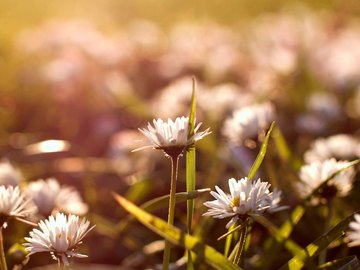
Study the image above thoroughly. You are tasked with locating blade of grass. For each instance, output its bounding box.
[113,193,241,270]
[318,255,359,270]
[247,121,275,180]
[218,224,244,241]
[279,210,360,270]
[272,127,302,170]
[224,223,235,257]
[116,189,211,235]
[186,77,197,269]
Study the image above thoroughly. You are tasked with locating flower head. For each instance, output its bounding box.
[203,177,285,228]
[347,214,360,247]
[304,134,360,163]
[297,158,356,201]
[25,178,88,217]
[223,102,275,146]
[0,186,34,227]
[138,116,210,157]
[24,212,94,265]
[0,160,22,187]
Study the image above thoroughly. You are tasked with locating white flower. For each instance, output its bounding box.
[0,186,34,227]
[25,178,88,217]
[0,160,22,187]
[203,177,284,228]
[223,102,275,146]
[297,158,356,200]
[24,212,94,265]
[138,116,211,156]
[304,134,360,163]
[347,214,360,247]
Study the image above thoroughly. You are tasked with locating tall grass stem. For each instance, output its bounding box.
[0,228,7,270]
[162,155,180,270]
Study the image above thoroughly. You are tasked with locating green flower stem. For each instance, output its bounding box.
[233,220,248,266]
[163,155,180,270]
[318,199,333,265]
[0,228,7,270]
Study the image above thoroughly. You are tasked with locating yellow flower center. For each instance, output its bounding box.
[231,196,240,207]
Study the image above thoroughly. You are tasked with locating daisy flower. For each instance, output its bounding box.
[297,158,356,201]
[203,177,285,228]
[137,116,211,157]
[0,186,34,228]
[24,212,94,266]
[25,178,88,217]
[223,102,275,146]
[347,214,360,247]
[304,134,360,163]
[0,160,22,187]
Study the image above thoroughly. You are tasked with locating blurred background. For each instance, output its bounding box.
[1,0,360,269]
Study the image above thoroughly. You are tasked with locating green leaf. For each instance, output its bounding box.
[186,77,198,269]
[279,210,360,270]
[113,193,242,270]
[247,121,275,180]
[116,189,211,235]
[317,256,360,270]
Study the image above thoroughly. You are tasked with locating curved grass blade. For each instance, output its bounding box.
[116,189,211,235]
[272,127,302,170]
[218,224,243,241]
[279,210,360,270]
[318,255,359,270]
[247,121,275,180]
[113,193,241,270]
